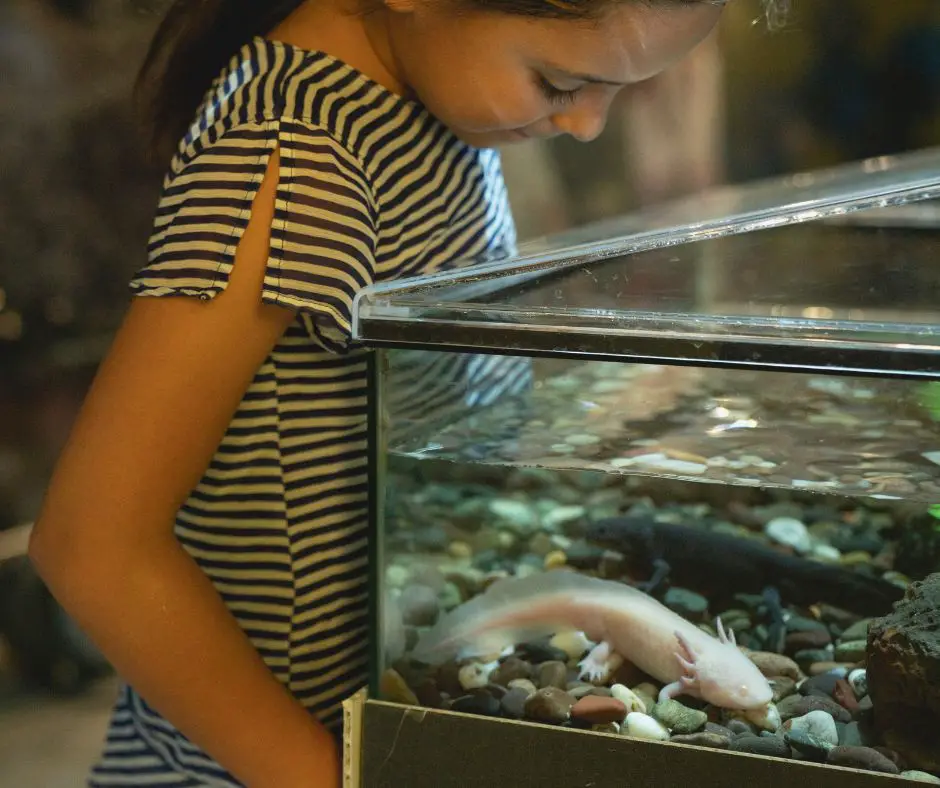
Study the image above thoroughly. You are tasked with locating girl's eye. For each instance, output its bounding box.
[537,76,581,105]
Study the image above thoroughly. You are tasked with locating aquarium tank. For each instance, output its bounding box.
[353,148,940,783]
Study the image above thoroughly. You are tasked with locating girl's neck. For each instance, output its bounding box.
[268,0,410,97]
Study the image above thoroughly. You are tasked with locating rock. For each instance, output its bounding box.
[779,695,852,724]
[438,582,463,611]
[848,668,868,698]
[623,712,669,741]
[507,678,537,697]
[749,651,802,681]
[610,684,647,714]
[544,550,568,570]
[663,588,709,621]
[809,662,852,677]
[799,672,842,698]
[832,679,860,714]
[571,695,628,725]
[902,771,940,784]
[516,641,569,665]
[524,687,574,724]
[827,745,900,775]
[765,517,812,553]
[380,668,420,706]
[500,687,531,719]
[705,722,735,739]
[769,677,798,702]
[785,629,832,654]
[452,694,501,717]
[549,631,592,661]
[834,640,867,663]
[868,573,940,772]
[592,722,621,735]
[414,526,449,553]
[651,699,708,734]
[447,541,473,560]
[730,735,792,759]
[536,661,569,690]
[435,662,467,697]
[670,732,731,749]
[726,718,756,736]
[785,710,839,745]
[458,663,493,691]
[873,747,905,770]
[492,657,532,686]
[785,728,835,762]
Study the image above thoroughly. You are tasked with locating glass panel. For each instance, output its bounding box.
[354,150,940,376]
[375,347,940,772]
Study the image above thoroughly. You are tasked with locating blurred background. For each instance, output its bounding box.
[1,0,939,783]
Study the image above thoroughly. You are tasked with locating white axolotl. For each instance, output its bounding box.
[411,570,774,712]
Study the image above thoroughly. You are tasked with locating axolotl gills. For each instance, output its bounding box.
[411,570,774,712]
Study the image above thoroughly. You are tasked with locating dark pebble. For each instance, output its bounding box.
[500,687,530,720]
[435,663,466,698]
[730,735,792,759]
[827,746,900,775]
[785,616,831,635]
[778,694,852,724]
[570,695,627,725]
[537,661,569,690]
[484,683,508,700]
[799,673,842,698]
[516,641,570,664]
[524,687,575,724]
[412,679,444,709]
[452,694,501,717]
[794,649,835,669]
[838,721,868,748]
[663,588,709,621]
[769,677,798,703]
[705,722,735,739]
[785,630,832,654]
[727,719,756,736]
[785,729,834,762]
[671,732,731,750]
[413,526,450,552]
[832,679,859,713]
[872,747,906,771]
[564,542,606,569]
[492,657,532,686]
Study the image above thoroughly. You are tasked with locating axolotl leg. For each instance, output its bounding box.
[659,617,737,703]
[577,641,624,683]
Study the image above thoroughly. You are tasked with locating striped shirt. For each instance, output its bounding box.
[90,36,523,786]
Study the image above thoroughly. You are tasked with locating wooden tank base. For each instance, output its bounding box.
[342,692,904,788]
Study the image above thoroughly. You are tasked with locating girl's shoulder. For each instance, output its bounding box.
[174,37,478,183]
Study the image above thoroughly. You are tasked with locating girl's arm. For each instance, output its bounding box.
[29,151,340,788]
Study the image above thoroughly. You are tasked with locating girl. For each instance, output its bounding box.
[29,0,781,785]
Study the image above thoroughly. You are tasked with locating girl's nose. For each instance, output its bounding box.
[551,103,609,143]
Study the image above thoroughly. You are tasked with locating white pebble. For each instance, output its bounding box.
[741,703,781,732]
[542,506,586,530]
[787,709,838,745]
[458,662,493,691]
[610,684,647,714]
[809,542,842,563]
[550,631,594,662]
[565,433,601,446]
[386,565,410,589]
[623,712,669,741]
[765,516,812,554]
[901,771,940,784]
[848,668,868,698]
[489,499,538,533]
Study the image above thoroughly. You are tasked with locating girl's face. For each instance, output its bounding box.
[381,0,723,147]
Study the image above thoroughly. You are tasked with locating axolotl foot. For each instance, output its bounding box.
[659,617,738,704]
[577,641,623,683]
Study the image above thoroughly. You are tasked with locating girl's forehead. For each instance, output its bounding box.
[507,2,723,83]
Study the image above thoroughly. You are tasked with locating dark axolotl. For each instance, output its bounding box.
[586,516,904,618]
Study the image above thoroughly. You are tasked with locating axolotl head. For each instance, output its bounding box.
[675,620,773,711]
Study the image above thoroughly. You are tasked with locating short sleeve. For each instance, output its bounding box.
[132,119,379,353]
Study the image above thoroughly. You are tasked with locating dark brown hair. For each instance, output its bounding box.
[135,0,787,163]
